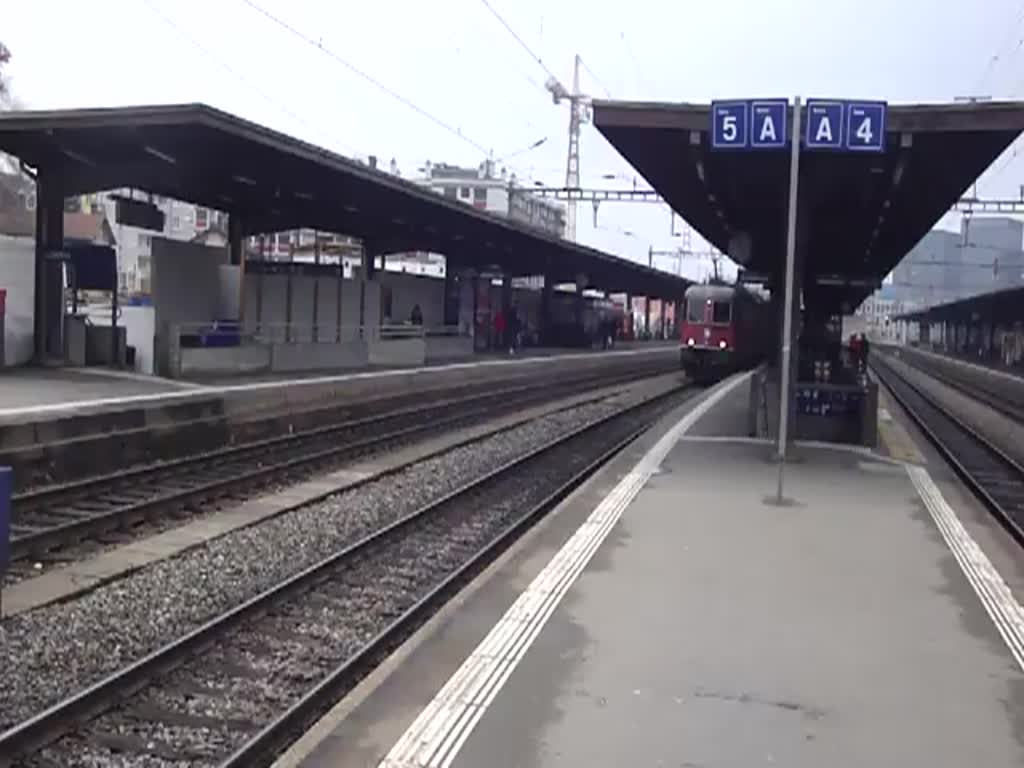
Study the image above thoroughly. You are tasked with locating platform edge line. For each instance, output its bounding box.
[906,465,1024,670]
[378,370,752,768]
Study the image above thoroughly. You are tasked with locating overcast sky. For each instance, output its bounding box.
[5,0,1024,281]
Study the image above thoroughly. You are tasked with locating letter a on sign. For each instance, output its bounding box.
[815,118,832,143]
[805,101,844,149]
[749,100,787,149]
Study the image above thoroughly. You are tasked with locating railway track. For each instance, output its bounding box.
[0,383,694,768]
[881,348,1024,425]
[8,363,672,567]
[871,354,1024,542]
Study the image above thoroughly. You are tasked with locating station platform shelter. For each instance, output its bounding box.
[896,284,1024,373]
[0,104,689,380]
[272,369,1024,768]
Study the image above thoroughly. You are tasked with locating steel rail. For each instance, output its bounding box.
[871,355,1024,543]
[10,364,671,561]
[0,384,691,764]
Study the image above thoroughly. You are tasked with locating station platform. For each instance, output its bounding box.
[0,343,677,419]
[0,345,679,489]
[183,342,677,387]
[889,342,1024,384]
[278,370,1024,768]
[0,366,197,411]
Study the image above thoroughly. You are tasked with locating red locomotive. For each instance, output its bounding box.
[679,283,773,382]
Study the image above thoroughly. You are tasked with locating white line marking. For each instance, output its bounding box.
[907,465,1024,671]
[378,370,753,768]
[0,348,670,420]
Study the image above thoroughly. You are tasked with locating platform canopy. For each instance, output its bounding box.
[593,99,1024,311]
[0,103,689,299]
[896,285,1024,327]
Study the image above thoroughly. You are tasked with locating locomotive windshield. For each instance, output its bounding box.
[712,301,732,324]
[686,300,703,323]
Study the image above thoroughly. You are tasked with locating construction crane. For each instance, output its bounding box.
[545,55,591,242]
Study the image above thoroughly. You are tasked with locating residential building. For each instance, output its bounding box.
[415,161,566,238]
[854,285,922,341]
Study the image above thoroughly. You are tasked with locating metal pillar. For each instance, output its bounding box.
[311,231,320,342]
[443,260,459,326]
[776,96,804,501]
[541,276,554,345]
[229,215,246,329]
[501,276,513,349]
[359,247,375,338]
[644,297,651,339]
[34,173,64,364]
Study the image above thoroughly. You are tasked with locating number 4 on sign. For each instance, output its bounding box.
[845,102,886,151]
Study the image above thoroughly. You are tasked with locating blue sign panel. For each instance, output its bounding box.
[0,466,10,575]
[750,100,788,149]
[711,101,749,149]
[845,101,887,152]
[805,100,844,149]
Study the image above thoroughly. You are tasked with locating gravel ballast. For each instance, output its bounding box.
[0,390,642,734]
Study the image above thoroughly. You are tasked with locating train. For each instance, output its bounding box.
[506,288,626,348]
[679,282,773,382]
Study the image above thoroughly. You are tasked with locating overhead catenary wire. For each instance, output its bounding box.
[577,56,612,99]
[971,6,1024,97]
[139,0,364,158]
[239,0,494,157]
[619,30,653,96]
[477,0,559,83]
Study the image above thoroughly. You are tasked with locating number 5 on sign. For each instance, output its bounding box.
[845,102,886,151]
[711,102,749,149]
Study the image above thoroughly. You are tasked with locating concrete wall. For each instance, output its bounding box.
[152,238,229,376]
[0,235,35,366]
[242,272,381,339]
[381,271,445,326]
[271,339,368,371]
[122,306,156,375]
[425,335,474,361]
[218,265,241,321]
[179,344,271,377]
[368,337,426,367]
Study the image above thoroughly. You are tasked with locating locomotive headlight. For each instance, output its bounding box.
[687,338,695,347]
[719,339,727,349]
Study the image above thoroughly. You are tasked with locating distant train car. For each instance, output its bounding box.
[680,283,771,381]
[546,292,625,348]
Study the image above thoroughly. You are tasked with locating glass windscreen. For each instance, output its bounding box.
[712,300,732,324]
[686,300,705,323]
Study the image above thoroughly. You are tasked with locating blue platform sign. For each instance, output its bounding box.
[805,100,845,149]
[750,100,788,149]
[711,101,749,149]
[0,466,10,576]
[845,101,887,152]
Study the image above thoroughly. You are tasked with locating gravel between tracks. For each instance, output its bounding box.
[0,392,634,734]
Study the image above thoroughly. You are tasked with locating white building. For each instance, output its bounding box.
[415,161,566,238]
[855,289,922,342]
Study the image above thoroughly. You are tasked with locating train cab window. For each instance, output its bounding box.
[712,301,732,324]
[686,300,704,323]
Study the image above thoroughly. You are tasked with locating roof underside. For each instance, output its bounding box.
[0,104,688,298]
[593,100,1024,310]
